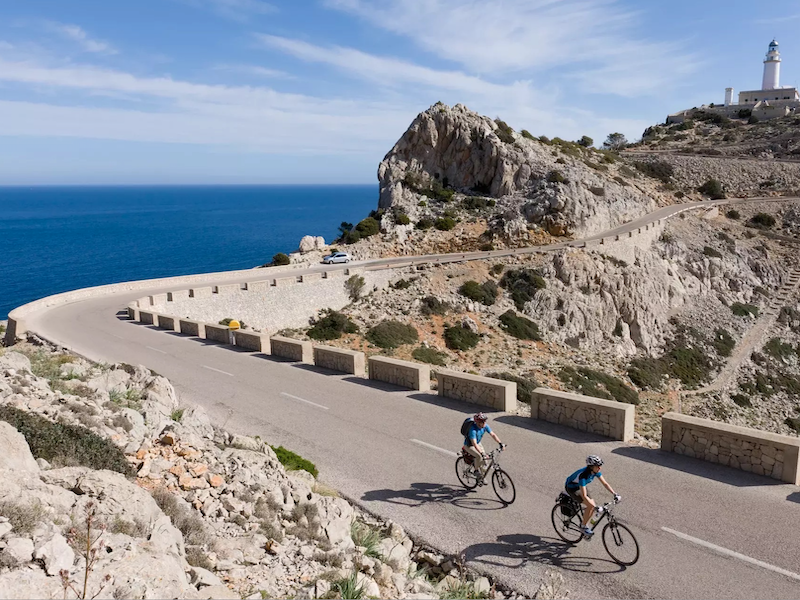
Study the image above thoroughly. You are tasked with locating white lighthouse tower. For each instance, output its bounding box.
[762,39,781,90]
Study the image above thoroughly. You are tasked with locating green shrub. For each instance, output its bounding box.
[498,311,541,341]
[785,417,800,433]
[271,445,318,478]
[459,280,498,306]
[416,218,434,230]
[0,405,133,476]
[703,246,723,258]
[435,217,456,231]
[395,212,410,225]
[558,367,639,405]
[577,135,593,148]
[444,327,480,351]
[713,329,735,357]
[342,229,361,244]
[351,521,383,558]
[633,160,674,184]
[489,264,504,276]
[391,278,413,290]
[627,360,663,390]
[271,253,290,266]
[307,310,358,340]
[521,129,535,140]
[366,320,418,349]
[0,501,45,535]
[171,409,185,422]
[749,213,776,228]
[411,346,448,366]
[731,303,759,318]
[698,179,725,199]
[345,275,365,301]
[462,196,491,210]
[731,393,751,408]
[547,170,566,184]
[330,572,365,600]
[500,269,547,310]
[494,119,515,144]
[355,217,380,238]
[488,372,538,404]
[420,296,449,316]
[764,337,798,360]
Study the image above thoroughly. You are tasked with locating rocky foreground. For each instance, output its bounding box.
[0,340,565,599]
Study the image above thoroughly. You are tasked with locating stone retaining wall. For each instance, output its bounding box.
[205,324,233,345]
[661,412,800,484]
[436,370,516,411]
[270,336,313,363]
[313,345,365,376]
[179,319,206,338]
[368,356,430,391]
[530,388,635,441]
[233,330,271,353]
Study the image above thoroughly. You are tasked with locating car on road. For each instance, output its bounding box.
[322,251,351,264]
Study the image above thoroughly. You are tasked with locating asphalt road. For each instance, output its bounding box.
[18,197,800,599]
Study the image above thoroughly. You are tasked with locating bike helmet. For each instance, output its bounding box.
[586,455,604,467]
[473,412,488,422]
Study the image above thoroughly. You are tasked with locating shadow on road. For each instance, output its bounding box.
[495,415,610,444]
[342,376,414,393]
[612,446,783,488]
[406,393,486,415]
[462,532,625,575]
[361,483,508,511]
[787,491,800,504]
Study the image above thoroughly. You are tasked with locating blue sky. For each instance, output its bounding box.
[0,0,798,185]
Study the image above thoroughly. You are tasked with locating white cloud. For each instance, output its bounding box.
[325,0,700,96]
[212,63,293,79]
[47,22,117,54]
[179,0,277,21]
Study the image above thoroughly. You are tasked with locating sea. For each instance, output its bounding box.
[0,185,378,320]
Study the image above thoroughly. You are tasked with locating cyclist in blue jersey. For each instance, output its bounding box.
[565,455,620,537]
[463,412,505,486]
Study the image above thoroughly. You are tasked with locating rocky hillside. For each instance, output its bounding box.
[0,340,556,600]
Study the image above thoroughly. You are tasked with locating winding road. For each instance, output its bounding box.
[11,197,800,600]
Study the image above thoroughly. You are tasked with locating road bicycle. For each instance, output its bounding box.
[551,494,640,566]
[455,445,516,505]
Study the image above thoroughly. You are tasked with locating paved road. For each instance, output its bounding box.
[17,198,800,599]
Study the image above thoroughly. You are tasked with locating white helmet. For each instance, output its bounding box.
[586,455,604,467]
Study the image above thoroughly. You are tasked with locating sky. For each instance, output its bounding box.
[0,0,798,185]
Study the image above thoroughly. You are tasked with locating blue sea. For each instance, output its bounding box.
[0,185,378,319]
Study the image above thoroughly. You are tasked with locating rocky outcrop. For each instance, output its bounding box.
[297,236,327,254]
[377,103,660,239]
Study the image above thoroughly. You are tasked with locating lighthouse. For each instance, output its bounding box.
[762,39,781,90]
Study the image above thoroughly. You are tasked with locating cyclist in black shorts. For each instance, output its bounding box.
[565,455,620,537]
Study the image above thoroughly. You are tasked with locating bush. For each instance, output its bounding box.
[500,269,547,310]
[420,296,449,316]
[713,329,735,357]
[731,393,751,408]
[355,217,380,238]
[498,311,541,341]
[444,327,480,351]
[547,170,566,184]
[559,367,639,405]
[589,186,605,196]
[633,160,674,184]
[411,346,448,366]
[785,417,800,433]
[391,278,413,290]
[731,303,759,318]
[749,213,776,228]
[416,218,434,230]
[435,217,456,231]
[494,119,515,144]
[271,445,318,478]
[489,264,504,276]
[726,209,740,220]
[462,196,491,210]
[764,337,798,360]
[703,246,723,258]
[0,501,45,535]
[345,274,366,301]
[577,135,593,148]
[459,280,498,306]
[0,405,134,476]
[307,310,358,340]
[366,320,418,349]
[271,253,290,266]
[395,212,411,225]
[698,179,725,199]
[521,129,535,140]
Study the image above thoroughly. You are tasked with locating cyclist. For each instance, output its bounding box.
[463,412,505,485]
[565,455,621,537]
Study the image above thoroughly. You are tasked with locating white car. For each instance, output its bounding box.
[322,251,351,264]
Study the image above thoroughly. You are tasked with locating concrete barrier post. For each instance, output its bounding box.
[313,345,365,376]
[530,388,634,441]
[436,370,517,411]
[269,336,313,363]
[156,314,179,332]
[138,311,155,325]
[205,323,233,345]
[179,319,206,338]
[368,356,430,391]
[233,330,271,353]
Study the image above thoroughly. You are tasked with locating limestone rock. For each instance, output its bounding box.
[34,533,74,576]
[298,236,327,253]
[4,537,34,563]
[0,422,39,473]
[0,352,31,374]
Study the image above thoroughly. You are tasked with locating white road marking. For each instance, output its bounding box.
[145,345,167,354]
[662,527,800,582]
[109,333,124,340]
[202,365,234,377]
[410,439,458,457]
[280,392,329,410]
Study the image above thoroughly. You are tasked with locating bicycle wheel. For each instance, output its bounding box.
[455,457,479,489]
[550,504,583,544]
[491,469,516,504]
[602,521,640,566]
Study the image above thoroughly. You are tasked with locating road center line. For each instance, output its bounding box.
[202,365,234,377]
[280,392,329,410]
[145,345,167,354]
[662,527,800,582]
[410,439,458,457]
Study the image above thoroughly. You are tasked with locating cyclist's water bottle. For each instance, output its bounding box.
[589,506,604,527]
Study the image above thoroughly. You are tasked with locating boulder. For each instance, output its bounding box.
[34,533,74,576]
[0,422,39,473]
[4,537,34,563]
[316,497,354,548]
[0,352,32,374]
[298,236,327,253]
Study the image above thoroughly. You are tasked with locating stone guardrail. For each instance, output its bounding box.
[138,310,156,325]
[661,412,800,484]
[233,330,271,353]
[179,319,206,339]
[368,356,430,391]
[205,323,233,345]
[270,336,313,363]
[313,345,365,376]
[530,388,635,442]
[156,314,179,332]
[436,370,517,412]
